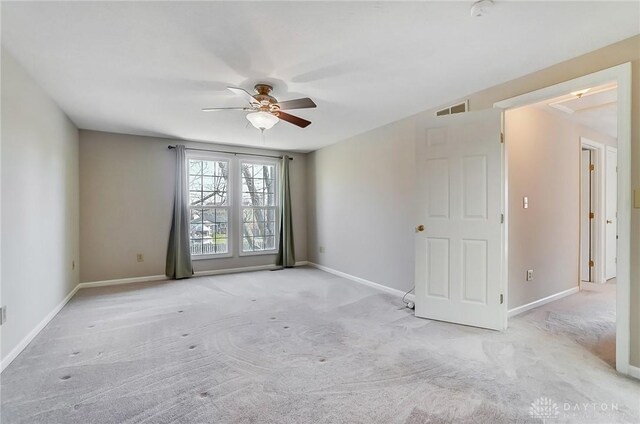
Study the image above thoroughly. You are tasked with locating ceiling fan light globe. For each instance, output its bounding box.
[246,111,279,130]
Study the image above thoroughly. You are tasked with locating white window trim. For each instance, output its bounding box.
[238,158,280,257]
[184,152,280,260]
[186,152,234,260]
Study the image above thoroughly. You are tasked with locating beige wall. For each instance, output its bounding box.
[307,118,416,292]
[79,130,307,283]
[506,106,617,309]
[1,48,80,363]
[307,35,640,366]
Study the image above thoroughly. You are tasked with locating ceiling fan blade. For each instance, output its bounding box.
[276,97,317,110]
[202,106,254,112]
[227,87,260,106]
[201,107,253,112]
[277,111,312,128]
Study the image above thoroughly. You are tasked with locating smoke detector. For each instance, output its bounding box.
[470,0,494,17]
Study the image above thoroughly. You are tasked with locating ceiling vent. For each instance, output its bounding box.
[436,100,468,117]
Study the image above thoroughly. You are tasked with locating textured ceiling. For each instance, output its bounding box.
[2,1,638,152]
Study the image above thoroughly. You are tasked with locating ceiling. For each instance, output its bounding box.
[534,82,618,138]
[2,2,638,152]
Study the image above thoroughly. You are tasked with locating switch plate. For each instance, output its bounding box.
[136,253,144,262]
[523,196,529,209]
[526,269,534,281]
[0,306,6,325]
[319,246,325,254]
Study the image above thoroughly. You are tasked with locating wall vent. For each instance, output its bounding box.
[436,100,468,117]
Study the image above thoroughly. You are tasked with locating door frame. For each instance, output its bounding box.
[493,63,632,376]
[605,146,618,280]
[580,137,606,285]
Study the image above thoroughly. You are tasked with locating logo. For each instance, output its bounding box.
[529,397,560,422]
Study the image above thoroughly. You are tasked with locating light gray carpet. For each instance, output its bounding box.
[1,268,638,423]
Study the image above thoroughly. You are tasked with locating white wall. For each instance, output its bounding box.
[505,105,617,309]
[79,130,307,283]
[1,48,80,363]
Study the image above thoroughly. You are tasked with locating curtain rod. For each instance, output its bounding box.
[167,145,293,160]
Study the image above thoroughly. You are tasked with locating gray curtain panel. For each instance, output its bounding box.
[276,155,296,267]
[166,145,194,279]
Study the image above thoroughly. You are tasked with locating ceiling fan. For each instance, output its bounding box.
[202,84,316,131]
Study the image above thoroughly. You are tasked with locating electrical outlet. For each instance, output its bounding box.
[136,253,144,262]
[523,196,529,209]
[0,306,6,325]
[319,246,325,254]
[526,269,534,281]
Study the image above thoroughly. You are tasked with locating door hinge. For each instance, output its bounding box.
[589,164,595,171]
[500,214,504,224]
[589,212,594,219]
[500,133,504,144]
[500,294,504,304]
[589,260,594,267]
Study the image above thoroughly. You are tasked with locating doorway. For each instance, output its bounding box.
[580,147,594,283]
[495,63,631,376]
[579,137,618,286]
[605,146,618,280]
[414,63,632,376]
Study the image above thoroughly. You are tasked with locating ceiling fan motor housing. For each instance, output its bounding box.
[202,84,315,128]
[253,84,278,112]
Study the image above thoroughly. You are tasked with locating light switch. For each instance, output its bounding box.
[635,189,640,209]
[523,196,529,209]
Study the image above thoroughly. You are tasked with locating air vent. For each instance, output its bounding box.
[436,100,468,117]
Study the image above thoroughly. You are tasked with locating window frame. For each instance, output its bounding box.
[185,152,234,260]
[183,152,280,260]
[238,158,280,257]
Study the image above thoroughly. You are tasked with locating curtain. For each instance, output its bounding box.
[276,155,296,267]
[166,145,194,279]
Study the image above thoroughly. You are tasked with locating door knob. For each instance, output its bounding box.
[416,224,425,232]
[607,220,613,224]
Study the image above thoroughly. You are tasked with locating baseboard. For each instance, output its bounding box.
[307,262,414,302]
[195,264,277,277]
[508,286,580,318]
[627,365,640,380]
[78,274,168,289]
[196,261,309,276]
[1,284,79,373]
[79,263,309,287]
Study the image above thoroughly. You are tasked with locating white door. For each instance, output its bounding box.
[579,149,592,282]
[415,109,505,330]
[605,147,617,279]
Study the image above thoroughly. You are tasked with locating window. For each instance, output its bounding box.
[188,158,230,257]
[186,155,279,259]
[240,161,278,254]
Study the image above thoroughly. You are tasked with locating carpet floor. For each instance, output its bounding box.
[1,267,638,423]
